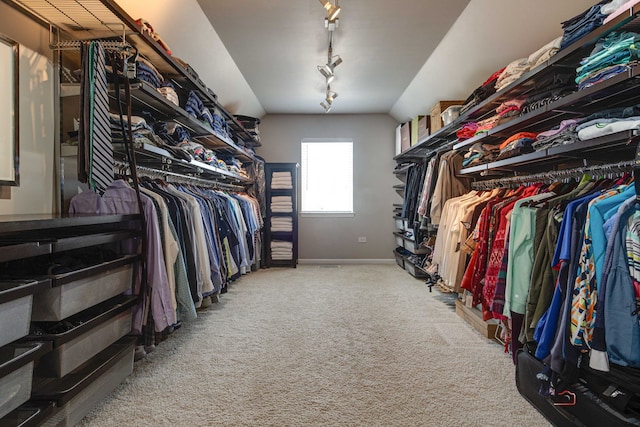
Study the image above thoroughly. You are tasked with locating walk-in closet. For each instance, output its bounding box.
[0,0,638,426]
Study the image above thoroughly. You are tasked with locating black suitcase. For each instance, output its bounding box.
[516,350,640,426]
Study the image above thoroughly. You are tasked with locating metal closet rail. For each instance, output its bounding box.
[472,159,636,190]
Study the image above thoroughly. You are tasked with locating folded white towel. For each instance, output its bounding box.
[272,172,291,179]
[272,196,292,204]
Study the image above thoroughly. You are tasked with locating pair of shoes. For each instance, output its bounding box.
[200,296,212,308]
[134,345,147,361]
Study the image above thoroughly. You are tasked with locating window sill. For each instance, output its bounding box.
[301,212,355,218]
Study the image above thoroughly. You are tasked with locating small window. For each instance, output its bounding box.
[301,140,353,214]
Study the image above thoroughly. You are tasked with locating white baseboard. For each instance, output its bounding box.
[298,259,395,265]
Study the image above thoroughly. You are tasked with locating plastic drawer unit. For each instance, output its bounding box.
[29,296,136,378]
[32,337,136,427]
[0,279,50,348]
[0,341,51,420]
[32,255,137,322]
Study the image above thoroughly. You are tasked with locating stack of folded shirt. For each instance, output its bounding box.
[460,67,505,113]
[520,71,576,114]
[271,171,293,189]
[495,97,527,126]
[462,142,501,167]
[271,240,293,260]
[184,91,231,143]
[493,37,567,94]
[577,111,640,140]
[495,58,531,92]
[271,195,293,213]
[226,157,249,178]
[456,122,479,141]
[271,217,293,232]
[527,37,563,69]
[532,119,582,150]
[560,1,609,49]
[474,115,501,136]
[496,132,538,161]
[604,0,640,24]
[136,56,164,88]
[576,31,640,90]
[212,108,232,143]
[157,82,179,107]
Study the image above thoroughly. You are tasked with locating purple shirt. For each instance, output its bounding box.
[70,180,176,333]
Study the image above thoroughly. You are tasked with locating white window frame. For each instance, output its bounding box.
[300,138,354,217]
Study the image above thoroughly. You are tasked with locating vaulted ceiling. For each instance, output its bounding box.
[115,0,596,120]
[197,0,470,115]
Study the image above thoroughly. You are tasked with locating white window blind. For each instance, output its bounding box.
[301,140,353,213]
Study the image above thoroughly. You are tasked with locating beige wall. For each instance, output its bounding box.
[258,114,398,261]
[114,0,265,118]
[0,3,55,215]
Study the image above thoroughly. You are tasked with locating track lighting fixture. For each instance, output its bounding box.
[318,0,341,21]
[317,0,342,113]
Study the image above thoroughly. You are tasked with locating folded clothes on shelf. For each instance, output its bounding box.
[272,196,292,204]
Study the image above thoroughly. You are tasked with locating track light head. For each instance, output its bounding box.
[326,90,338,103]
[320,100,332,113]
[317,64,335,84]
[318,0,341,21]
[329,55,342,68]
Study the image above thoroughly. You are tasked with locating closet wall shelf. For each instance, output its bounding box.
[270,231,293,240]
[399,254,428,279]
[0,214,140,234]
[393,164,412,175]
[459,130,638,175]
[393,232,416,243]
[111,82,256,162]
[113,143,252,185]
[269,189,294,196]
[454,66,640,151]
[5,0,260,148]
[396,6,640,162]
[270,212,294,217]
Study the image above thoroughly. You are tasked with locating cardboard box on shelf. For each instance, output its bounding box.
[430,100,465,133]
[400,122,411,152]
[411,115,430,146]
[417,115,430,141]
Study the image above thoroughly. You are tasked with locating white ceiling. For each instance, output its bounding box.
[197,0,470,115]
[116,0,596,120]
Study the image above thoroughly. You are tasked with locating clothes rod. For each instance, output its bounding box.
[50,39,131,51]
[48,23,130,52]
[472,160,636,190]
[114,161,248,192]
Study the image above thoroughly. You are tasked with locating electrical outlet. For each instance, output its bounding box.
[358,237,367,243]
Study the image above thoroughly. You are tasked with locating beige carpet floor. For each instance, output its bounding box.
[79,264,550,427]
